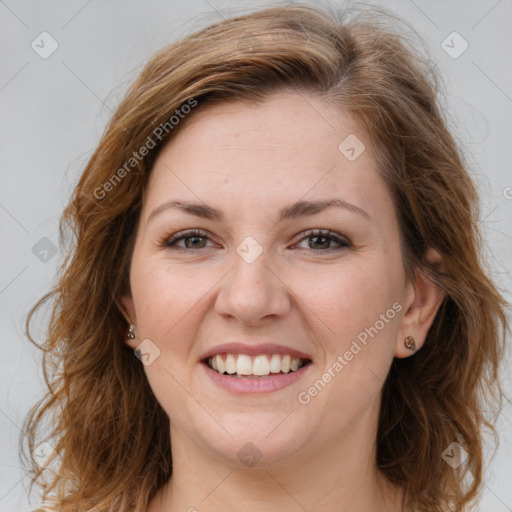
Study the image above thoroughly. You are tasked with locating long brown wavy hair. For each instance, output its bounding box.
[22,3,508,511]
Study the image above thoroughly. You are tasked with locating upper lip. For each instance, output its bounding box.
[200,342,312,362]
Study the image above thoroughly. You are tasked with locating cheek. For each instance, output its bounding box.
[294,259,403,415]
[130,254,229,371]
[294,262,400,417]
[295,255,402,342]
[132,254,197,317]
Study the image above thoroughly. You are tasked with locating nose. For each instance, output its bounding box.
[214,248,291,325]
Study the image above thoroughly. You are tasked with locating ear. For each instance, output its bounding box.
[395,248,446,358]
[119,293,138,349]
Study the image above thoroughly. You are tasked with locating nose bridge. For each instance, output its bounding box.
[215,235,290,324]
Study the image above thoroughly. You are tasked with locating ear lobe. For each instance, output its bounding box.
[395,248,446,358]
[119,293,138,349]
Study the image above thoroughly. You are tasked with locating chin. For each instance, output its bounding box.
[187,409,313,468]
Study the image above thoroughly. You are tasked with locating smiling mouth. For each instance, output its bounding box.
[205,353,311,378]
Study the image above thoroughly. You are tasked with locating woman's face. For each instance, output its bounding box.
[122,91,417,467]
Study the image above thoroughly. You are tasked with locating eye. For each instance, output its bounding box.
[163,229,215,250]
[162,228,352,252]
[293,229,352,252]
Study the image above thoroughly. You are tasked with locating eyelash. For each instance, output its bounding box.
[162,228,352,253]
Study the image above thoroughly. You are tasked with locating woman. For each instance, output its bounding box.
[23,3,508,512]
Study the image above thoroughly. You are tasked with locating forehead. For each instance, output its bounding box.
[143,92,392,224]
[157,92,359,161]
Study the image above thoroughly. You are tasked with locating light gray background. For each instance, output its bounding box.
[1,1,511,510]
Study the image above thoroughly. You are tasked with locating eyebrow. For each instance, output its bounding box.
[147,198,370,225]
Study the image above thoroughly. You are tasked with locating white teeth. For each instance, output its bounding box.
[225,353,237,374]
[270,354,282,373]
[207,353,307,377]
[236,354,253,375]
[215,354,225,374]
[253,355,270,376]
[281,354,291,373]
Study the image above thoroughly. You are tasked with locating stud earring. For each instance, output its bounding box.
[127,324,135,339]
[404,335,416,351]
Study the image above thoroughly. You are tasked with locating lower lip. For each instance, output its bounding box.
[202,362,311,394]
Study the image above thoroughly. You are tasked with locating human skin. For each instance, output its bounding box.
[121,91,444,511]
